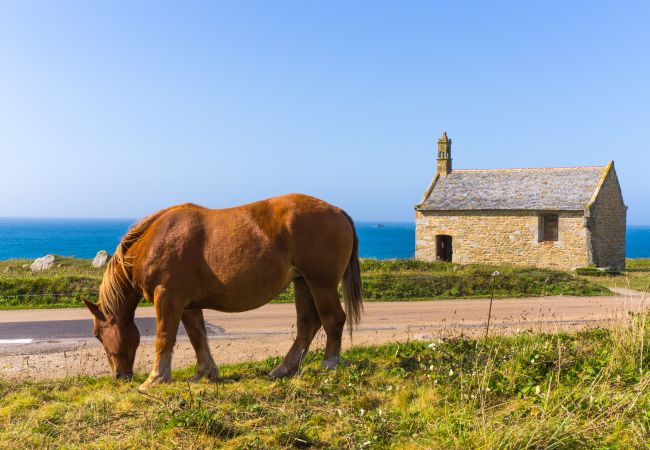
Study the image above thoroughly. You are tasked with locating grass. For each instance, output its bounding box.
[0,257,611,309]
[577,258,650,294]
[2,316,650,448]
[0,257,103,309]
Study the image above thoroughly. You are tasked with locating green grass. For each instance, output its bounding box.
[577,259,650,294]
[624,259,650,292]
[0,257,611,309]
[0,257,103,309]
[2,317,650,448]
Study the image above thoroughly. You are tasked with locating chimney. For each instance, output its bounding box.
[437,131,452,176]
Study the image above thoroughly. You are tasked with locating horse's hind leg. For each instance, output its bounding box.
[269,277,322,378]
[139,286,184,391]
[309,284,346,370]
[182,309,219,382]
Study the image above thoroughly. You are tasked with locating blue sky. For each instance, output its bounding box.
[0,1,648,223]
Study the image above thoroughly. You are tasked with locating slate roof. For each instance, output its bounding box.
[418,166,607,211]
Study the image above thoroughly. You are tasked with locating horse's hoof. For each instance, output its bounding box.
[138,374,171,391]
[188,366,219,382]
[268,364,296,379]
[321,357,340,370]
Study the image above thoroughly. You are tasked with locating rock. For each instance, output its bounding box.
[92,250,109,268]
[30,255,55,272]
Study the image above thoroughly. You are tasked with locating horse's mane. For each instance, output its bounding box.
[99,208,169,317]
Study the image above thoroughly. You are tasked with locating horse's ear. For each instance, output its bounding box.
[83,299,106,322]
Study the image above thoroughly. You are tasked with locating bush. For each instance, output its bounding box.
[575,266,621,276]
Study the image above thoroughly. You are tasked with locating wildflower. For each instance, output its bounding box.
[429,364,434,371]
[449,369,454,376]
[428,343,436,349]
[360,408,365,416]
[535,385,541,395]
[492,271,501,277]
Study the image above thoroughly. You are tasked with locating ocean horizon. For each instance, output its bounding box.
[0,218,648,261]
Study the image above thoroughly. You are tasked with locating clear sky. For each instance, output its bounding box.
[0,1,648,224]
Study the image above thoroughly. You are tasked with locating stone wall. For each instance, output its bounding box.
[415,210,590,270]
[588,165,627,269]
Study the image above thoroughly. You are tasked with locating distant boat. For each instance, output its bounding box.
[371,224,385,228]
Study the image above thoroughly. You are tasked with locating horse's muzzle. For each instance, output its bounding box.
[114,371,134,380]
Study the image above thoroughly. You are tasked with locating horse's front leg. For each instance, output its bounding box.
[182,309,219,382]
[139,287,183,391]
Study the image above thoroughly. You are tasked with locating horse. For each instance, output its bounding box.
[83,193,363,391]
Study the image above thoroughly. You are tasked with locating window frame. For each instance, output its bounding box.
[539,213,560,242]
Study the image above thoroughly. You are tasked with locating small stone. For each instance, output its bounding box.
[92,250,109,268]
[30,255,55,272]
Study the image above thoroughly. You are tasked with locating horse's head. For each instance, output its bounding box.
[83,299,140,379]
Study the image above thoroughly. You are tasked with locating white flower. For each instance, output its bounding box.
[535,385,541,395]
[492,271,501,277]
[428,343,436,349]
[360,408,365,416]
[449,369,454,376]
[429,364,434,371]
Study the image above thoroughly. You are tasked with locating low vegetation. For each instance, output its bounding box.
[577,258,650,293]
[2,316,650,448]
[0,257,100,309]
[0,257,611,309]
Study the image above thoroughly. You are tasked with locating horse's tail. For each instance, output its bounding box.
[341,211,363,334]
[99,208,168,316]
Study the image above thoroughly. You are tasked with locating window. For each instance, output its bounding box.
[540,214,559,242]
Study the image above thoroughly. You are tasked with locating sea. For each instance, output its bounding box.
[0,219,648,261]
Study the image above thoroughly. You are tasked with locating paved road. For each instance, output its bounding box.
[1,293,647,379]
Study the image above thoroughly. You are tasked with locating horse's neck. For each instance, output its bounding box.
[103,291,140,322]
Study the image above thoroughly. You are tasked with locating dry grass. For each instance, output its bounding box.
[2,313,650,449]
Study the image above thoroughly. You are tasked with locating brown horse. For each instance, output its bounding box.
[83,193,362,390]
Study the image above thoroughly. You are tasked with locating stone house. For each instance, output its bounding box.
[415,132,627,271]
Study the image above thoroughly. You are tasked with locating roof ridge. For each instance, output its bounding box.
[453,166,606,173]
